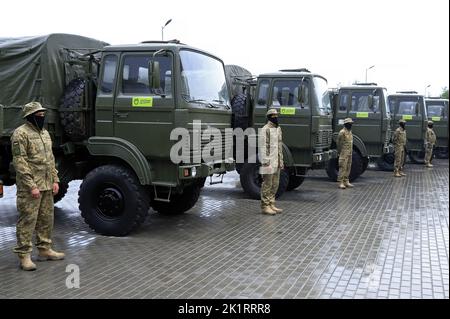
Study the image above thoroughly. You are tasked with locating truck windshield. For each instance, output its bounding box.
[426,101,448,118]
[180,50,230,108]
[313,76,331,115]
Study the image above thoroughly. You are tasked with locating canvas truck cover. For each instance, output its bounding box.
[0,33,107,136]
[225,64,252,99]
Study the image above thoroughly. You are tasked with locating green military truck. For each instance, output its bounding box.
[226,67,336,199]
[387,92,428,163]
[328,83,394,180]
[425,97,448,158]
[0,34,234,236]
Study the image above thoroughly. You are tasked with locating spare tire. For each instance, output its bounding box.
[231,93,250,130]
[59,78,89,141]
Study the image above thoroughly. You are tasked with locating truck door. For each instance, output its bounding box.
[391,96,424,151]
[335,90,350,131]
[113,52,175,158]
[427,100,448,147]
[348,90,383,155]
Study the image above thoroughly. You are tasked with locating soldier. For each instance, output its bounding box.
[393,119,407,177]
[424,120,436,168]
[259,108,284,215]
[337,118,354,189]
[11,102,65,271]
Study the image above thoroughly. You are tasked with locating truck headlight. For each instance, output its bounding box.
[191,167,197,177]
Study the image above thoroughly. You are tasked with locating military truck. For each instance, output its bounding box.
[226,67,335,199]
[328,83,394,180]
[425,97,448,158]
[387,92,428,163]
[0,34,234,236]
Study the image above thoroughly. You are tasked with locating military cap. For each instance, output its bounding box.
[22,101,46,118]
[427,120,434,125]
[266,108,278,116]
[343,118,354,124]
[398,119,406,124]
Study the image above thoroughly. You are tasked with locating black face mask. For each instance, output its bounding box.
[268,116,278,126]
[344,123,352,130]
[428,124,433,129]
[400,123,406,129]
[26,114,45,130]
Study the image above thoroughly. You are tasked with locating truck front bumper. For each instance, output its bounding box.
[312,149,337,163]
[178,158,235,179]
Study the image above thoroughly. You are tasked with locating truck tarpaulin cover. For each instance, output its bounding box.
[225,64,252,99]
[0,33,107,136]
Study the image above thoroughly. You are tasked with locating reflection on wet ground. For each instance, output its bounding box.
[0,160,448,298]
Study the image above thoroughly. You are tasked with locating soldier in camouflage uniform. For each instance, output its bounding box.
[259,109,284,215]
[11,102,65,271]
[393,119,407,177]
[337,118,354,189]
[424,121,436,168]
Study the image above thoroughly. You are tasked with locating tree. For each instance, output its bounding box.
[441,87,449,99]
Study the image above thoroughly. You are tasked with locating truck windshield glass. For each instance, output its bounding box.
[351,90,381,114]
[427,103,447,118]
[272,79,309,108]
[180,50,230,107]
[389,97,425,116]
[313,76,331,115]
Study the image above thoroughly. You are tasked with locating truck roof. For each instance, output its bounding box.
[425,97,448,102]
[338,85,386,90]
[258,71,327,81]
[389,92,425,97]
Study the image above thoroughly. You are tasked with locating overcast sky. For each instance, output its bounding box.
[1,0,448,96]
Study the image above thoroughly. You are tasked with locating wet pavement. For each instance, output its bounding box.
[0,160,448,299]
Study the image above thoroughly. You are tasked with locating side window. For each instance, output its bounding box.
[257,80,269,106]
[272,80,309,108]
[100,55,118,94]
[121,54,173,96]
[339,92,349,112]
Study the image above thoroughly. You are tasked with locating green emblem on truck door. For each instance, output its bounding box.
[356,112,369,118]
[132,97,153,107]
[280,107,296,115]
[432,116,441,122]
[402,115,413,120]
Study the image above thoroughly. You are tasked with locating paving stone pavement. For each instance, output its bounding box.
[0,160,448,299]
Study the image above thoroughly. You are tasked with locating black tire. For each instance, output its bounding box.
[408,150,425,164]
[286,168,306,191]
[239,163,289,200]
[434,147,448,159]
[326,150,364,182]
[78,165,150,236]
[151,185,201,215]
[231,93,250,129]
[53,182,69,204]
[377,153,395,171]
[59,78,89,141]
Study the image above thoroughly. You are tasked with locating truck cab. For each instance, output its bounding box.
[425,97,448,158]
[388,92,428,163]
[329,84,394,176]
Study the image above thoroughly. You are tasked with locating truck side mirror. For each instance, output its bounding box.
[297,83,308,105]
[367,95,373,109]
[148,60,161,90]
[415,102,420,115]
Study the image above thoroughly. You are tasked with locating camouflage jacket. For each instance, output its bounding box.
[337,127,353,157]
[426,127,436,145]
[11,123,59,192]
[393,127,407,148]
[259,121,283,174]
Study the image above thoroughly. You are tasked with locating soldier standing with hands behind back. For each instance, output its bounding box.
[337,118,354,189]
[424,120,436,168]
[393,119,407,177]
[11,102,65,271]
[260,109,284,215]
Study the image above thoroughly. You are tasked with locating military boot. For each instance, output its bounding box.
[38,248,65,261]
[394,170,401,177]
[426,163,433,168]
[338,182,346,189]
[399,171,407,176]
[344,181,354,188]
[261,206,276,215]
[19,254,36,271]
[270,204,283,213]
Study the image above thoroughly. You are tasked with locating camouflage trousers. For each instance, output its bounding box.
[261,169,280,209]
[337,154,352,183]
[424,144,434,164]
[13,190,54,256]
[394,146,406,173]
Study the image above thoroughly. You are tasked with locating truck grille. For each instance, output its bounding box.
[187,128,232,163]
[315,129,333,146]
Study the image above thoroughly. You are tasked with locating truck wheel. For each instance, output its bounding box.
[53,182,69,204]
[239,163,288,200]
[326,150,363,182]
[286,168,306,191]
[377,153,395,171]
[59,78,89,142]
[151,185,201,215]
[231,93,250,129]
[434,147,448,159]
[78,165,150,236]
[408,150,425,164]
